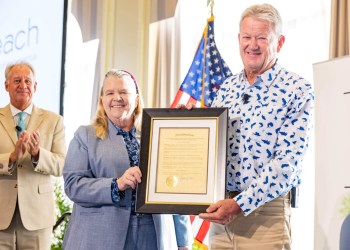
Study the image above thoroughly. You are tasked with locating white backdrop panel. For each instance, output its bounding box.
[0,0,66,114]
[313,56,350,250]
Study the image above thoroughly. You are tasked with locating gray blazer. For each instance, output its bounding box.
[63,122,192,250]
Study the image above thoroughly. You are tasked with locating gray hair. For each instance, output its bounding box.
[240,3,283,37]
[5,61,36,80]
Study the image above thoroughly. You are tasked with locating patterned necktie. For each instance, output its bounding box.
[17,111,26,137]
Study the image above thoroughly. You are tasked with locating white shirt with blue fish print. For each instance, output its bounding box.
[212,62,314,215]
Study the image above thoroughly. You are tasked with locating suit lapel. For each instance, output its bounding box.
[107,120,130,173]
[0,105,18,144]
[27,105,44,132]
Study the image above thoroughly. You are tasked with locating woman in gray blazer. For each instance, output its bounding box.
[63,69,192,250]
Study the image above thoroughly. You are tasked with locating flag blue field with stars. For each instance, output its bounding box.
[171,16,232,108]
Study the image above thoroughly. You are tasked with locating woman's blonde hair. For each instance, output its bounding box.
[92,69,144,139]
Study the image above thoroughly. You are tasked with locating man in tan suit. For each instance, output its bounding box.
[0,61,66,249]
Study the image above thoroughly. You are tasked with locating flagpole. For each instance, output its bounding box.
[201,23,208,108]
[201,0,215,107]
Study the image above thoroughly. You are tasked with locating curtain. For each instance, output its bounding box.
[330,0,350,58]
[70,0,151,115]
[147,16,180,108]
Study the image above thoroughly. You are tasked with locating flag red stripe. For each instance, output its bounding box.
[195,220,210,243]
[170,90,184,108]
[190,215,196,223]
[187,96,198,105]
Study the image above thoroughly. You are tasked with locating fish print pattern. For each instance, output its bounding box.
[212,62,314,215]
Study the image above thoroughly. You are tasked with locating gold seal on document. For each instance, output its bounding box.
[166,176,178,188]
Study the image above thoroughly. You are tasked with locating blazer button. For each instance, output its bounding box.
[14,184,18,188]
[18,165,22,168]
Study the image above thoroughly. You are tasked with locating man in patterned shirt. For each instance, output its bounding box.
[197,3,314,249]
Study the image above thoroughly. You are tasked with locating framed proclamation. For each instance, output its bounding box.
[136,108,228,214]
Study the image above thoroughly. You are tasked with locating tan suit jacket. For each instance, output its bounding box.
[0,104,66,230]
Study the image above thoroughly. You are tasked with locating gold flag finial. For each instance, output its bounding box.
[207,0,214,17]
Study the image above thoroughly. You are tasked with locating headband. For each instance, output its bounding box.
[121,69,139,94]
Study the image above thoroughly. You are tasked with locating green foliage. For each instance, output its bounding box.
[51,178,72,250]
[340,195,350,218]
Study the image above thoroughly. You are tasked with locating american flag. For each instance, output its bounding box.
[170,16,232,108]
[170,16,232,249]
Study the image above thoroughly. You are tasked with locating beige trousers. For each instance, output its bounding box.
[0,203,52,250]
[209,195,291,250]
